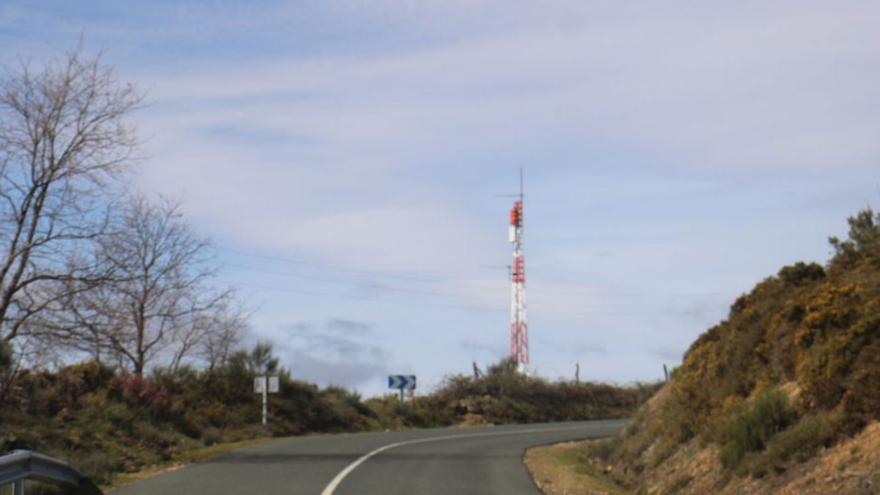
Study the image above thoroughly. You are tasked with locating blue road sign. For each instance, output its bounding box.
[388,375,416,390]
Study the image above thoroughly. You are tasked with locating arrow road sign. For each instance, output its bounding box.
[388,375,416,390]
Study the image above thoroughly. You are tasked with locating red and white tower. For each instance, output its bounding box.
[508,174,529,371]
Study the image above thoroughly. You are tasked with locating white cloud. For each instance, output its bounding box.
[127,3,880,281]
[273,318,395,388]
[137,2,880,169]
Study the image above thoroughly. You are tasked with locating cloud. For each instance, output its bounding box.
[460,339,505,361]
[537,336,608,358]
[323,318,372,335]
[117,1,880,287]
[274,318,396,388]
[140,2,880,170]
[650,346,685,363]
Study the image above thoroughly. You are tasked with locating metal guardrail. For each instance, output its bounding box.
[0,450,102,495]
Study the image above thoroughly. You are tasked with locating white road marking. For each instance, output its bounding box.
[319,425,603,495]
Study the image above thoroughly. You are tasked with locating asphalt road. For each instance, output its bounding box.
[113,419,626,495]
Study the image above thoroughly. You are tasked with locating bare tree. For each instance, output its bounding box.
[93,195,228,375]
[164,302,249,374]
[0,337,16,399]
[33,260,120,364]
[168,312,211,374]
[0,47,140,343]
[199,303,248,373]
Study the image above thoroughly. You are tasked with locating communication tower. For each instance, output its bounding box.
[508,171,529,371]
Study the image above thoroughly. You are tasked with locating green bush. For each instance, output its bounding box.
[841,338,880,424]
[658,391,696,443]
[67,449,122,486]
[719,387,797,472]
[743,409,845,476]
[778,262,825,286]
[588,437,619,464]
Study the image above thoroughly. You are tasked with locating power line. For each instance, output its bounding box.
[222,261,717,312]
[217,279,503,314]
[223,262,449,297]
[217,246,448,283]
[218,246,736,299]
[219,279,698,318]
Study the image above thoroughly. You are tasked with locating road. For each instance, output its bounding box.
[113,419,626,495]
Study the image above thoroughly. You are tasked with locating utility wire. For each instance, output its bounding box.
[217,246,447,283]
[223,262,450,298]
[218,279,503,314]
[222,260,732,310]
[220,279,699,318]
[219,247,737,299]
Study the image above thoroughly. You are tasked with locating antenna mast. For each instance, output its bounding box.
[508,168,529,371]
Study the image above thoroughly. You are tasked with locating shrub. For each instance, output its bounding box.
[797,284,878,410]
[200,427,223,446]
[743,409,845,476]
[841,338,880,424]
[588,437,619,464]
[69,450,121,486]
[658,390,697,443]
[778,262,825,286]
[719,387,797,472]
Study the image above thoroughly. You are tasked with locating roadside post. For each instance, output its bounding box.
[254,375,280,425]
[388,374,416,403]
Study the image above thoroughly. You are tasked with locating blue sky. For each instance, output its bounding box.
[3,1,879,395]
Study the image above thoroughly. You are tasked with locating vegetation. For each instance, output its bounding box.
[742,409,846,477]
[717,387,797,472]
[0,353,655,487]
[526,440,629,495]
[603,208,880,489]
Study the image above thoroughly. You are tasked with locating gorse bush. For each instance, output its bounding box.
[841,339,880,423]
[607,208,880,482]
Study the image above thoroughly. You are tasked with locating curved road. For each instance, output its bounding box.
[113,420,626,495]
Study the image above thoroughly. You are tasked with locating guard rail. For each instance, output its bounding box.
[0,450,101,495]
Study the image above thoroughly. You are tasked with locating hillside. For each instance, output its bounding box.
[0,353,656,487]
[586,208,880,494]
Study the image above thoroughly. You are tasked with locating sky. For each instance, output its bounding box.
[3,1,879,396]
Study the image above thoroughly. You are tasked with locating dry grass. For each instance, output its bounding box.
[624,420,880,495]
[525,440,630,495]
[776,421,880,495]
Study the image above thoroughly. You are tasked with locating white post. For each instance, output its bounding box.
[262,375,268,426]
